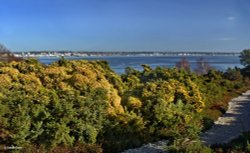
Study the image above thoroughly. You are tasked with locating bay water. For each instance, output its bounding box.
[37,55,242,74]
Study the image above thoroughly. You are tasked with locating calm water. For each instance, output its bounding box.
[37,55,242,74]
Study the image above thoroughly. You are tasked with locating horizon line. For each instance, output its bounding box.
[11,50,242,53]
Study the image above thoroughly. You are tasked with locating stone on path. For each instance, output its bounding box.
[121,140,169,153]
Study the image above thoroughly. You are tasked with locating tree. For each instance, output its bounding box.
[239,49,250,66]
[0,43,21,62]
[194,57,213,75]
[176,57,190,71]
[240,49,250,77]
[0,44,10,53]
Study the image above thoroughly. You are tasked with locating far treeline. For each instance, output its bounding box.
[0,44,250,152]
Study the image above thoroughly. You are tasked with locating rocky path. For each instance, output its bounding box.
[201,90,250,145]
[122,90,250,152]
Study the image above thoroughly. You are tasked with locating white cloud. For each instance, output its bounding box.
[227,16,236,21]
[217,37,236,41]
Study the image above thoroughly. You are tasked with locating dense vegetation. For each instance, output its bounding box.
[0,49,250,153]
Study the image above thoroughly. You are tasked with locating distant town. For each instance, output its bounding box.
[12,51,241,58]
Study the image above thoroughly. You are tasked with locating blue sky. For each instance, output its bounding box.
[0,0,249,51]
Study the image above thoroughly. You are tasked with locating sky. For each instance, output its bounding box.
[0,0,249,52]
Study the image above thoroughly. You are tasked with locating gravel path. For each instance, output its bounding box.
[201,90,250,145]
[122,90,250,152]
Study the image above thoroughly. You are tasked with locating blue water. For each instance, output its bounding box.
[37,55,243,74]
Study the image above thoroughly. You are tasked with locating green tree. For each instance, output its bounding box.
[240,49,250,66]
[240,49,250,77]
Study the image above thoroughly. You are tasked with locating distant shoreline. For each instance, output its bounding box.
[12,51,240,58]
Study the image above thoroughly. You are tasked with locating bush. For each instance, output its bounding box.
[0,59,248,152]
